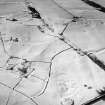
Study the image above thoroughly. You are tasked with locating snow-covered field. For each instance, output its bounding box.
[0,0,105,105]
